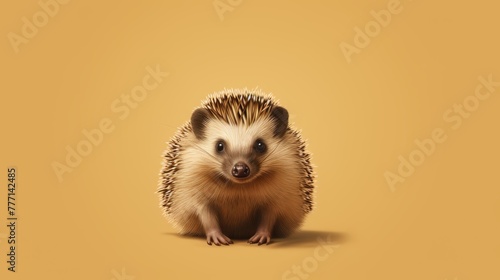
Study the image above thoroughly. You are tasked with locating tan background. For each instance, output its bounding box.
[1,0,499,279]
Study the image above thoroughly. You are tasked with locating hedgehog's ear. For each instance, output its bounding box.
[270,106,289,138]
[191,108,210,140]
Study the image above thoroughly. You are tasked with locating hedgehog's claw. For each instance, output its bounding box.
[206,231,232,246]
[248,231,271,245]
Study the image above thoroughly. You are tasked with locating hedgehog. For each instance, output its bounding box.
[158,89,315,245]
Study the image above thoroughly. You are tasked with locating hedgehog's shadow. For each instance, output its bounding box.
[271,230,347,248]
[163,230,347,248]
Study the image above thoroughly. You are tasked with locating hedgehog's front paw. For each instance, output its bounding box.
[206,230,233,246]
[248,231,271,245]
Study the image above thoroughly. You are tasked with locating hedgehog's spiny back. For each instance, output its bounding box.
[203,91,277,126]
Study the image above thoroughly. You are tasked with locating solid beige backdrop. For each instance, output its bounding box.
[1,1,499,279]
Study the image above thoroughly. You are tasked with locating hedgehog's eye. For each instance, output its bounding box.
[216,141,225,153]
[254,139,267,154]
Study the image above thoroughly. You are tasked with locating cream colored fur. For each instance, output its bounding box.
[167,116,306,239]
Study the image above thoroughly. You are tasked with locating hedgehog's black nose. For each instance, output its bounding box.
[232,162,250,178]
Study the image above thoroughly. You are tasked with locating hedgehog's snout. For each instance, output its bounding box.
[232,162,250,178]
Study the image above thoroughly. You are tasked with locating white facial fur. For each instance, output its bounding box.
[196,116,280,183]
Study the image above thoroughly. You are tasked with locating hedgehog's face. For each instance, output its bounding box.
[191,106,289,185]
